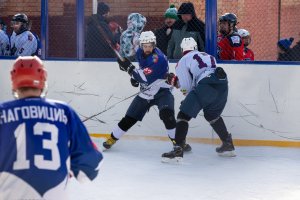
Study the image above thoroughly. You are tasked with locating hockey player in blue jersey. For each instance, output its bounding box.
[161,38,235,162]
[0,56,103,199]
[103,31,191,153]
[10,13,38,56]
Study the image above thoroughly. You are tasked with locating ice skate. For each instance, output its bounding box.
[103,135,118,150]
[169,137,192,152]
[161,145,183,163]
[216,134,236,157]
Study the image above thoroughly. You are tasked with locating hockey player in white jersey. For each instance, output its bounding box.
[0,18,10,56]
[162,37,235,162]
[0,56,103,199]
[10,13,37,56]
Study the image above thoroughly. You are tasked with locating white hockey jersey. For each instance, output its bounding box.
[10,31,37,56]
[0,30,10,56]
[176,50,217,94]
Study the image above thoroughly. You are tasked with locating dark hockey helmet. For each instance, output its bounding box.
[11,13,29,34]
[12,13,29,24]
[219,13,237,26]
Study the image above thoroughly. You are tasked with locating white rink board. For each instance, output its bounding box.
[1,60,300,141]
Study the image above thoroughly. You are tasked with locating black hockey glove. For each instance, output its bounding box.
[165,73,179,88]
[117,57,135,75]
[130,78,139,87]
[215,67,227,80]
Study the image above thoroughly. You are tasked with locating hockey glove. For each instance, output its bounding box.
[130,78,139,87]
[166,73,179,88]
[117,57,135,75]
[215,67,227,80]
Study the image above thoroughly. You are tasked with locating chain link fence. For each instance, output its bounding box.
[0,0,299,61]
[0,1,41,57]
[218,0,300,61]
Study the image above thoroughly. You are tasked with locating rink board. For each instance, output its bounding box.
[0,60,300,147]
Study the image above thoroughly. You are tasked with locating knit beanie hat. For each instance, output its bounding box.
[278,37,294,51]
[164,5,178,20]
[97,2,110,15]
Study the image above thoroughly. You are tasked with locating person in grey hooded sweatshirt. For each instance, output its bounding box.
[119,13,147,61]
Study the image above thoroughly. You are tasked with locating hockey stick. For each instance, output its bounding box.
[82,79,166,122]
[92,16,125,61]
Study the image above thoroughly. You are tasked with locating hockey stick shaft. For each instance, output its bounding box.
[82,79,166,122]
[93,17,125,61]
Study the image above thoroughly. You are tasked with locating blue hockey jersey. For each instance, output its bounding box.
[0,97,103,199]
[132,47,171,99]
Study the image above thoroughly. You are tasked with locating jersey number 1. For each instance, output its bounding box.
[193,53,216,69]
[13,122,61,170]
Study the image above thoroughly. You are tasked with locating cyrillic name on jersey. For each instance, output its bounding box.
[0,106,68,124]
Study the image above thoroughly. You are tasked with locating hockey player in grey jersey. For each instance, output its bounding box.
[162,37,235,162]
[0,19,10,56]
[10,13,37,56]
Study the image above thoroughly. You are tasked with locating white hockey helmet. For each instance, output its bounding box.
[238,29,250,37]
[181,37,197,52]
[139,31,156,45]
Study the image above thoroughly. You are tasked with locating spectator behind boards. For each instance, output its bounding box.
[10,13,38,56]
[217,13,244,60]
[238,28,254,61]
[155,5,178,55]
[277,37,296,61]
[119,13,147,61]
[0,56,103,199]
[167,2,205,59]
[289,38,300,61]
[85,2,120,58]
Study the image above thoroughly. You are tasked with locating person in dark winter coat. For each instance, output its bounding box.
[290,40,300,61]
[155,5,178,55]
[85,2,121,58]
[167,2,205,59]
[277,37,296,61]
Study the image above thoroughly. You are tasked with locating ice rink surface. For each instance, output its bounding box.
[68,138,300,200]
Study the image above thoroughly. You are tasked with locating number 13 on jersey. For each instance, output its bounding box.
[13,122,61,171]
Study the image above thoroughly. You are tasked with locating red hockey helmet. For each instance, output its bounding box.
[11,56,47,90]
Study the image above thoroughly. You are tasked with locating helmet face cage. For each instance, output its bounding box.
[139,31,156,47]
[11,56,47,94]
[181,37,198,52]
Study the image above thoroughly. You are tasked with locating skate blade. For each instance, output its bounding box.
[218,151,236,157]
[161,157,183,163]
[101,146,110,152]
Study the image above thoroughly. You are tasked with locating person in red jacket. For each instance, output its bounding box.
[238,28,254,61]
[217,13,244,60]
